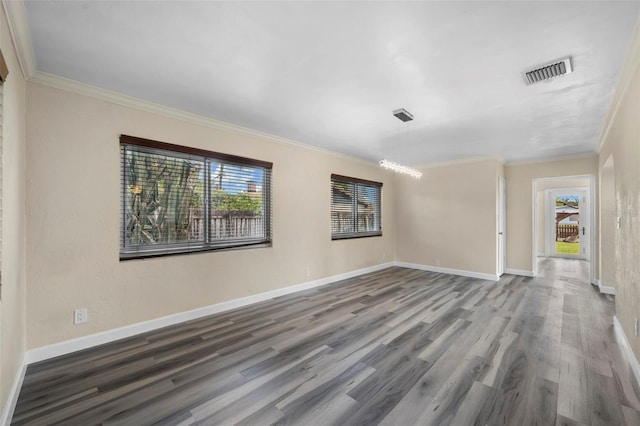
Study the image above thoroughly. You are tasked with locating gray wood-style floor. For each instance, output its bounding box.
[12,258,640,425]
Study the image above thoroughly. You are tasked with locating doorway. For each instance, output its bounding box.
[532,175,595,283]
[498,177,506,276]
[546,188,589,260]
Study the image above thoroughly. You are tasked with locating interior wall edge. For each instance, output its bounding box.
[0,353,27,426]
[504,268,534,277]
[596,280,616,295]
[0,0,36,79]
[394,261,499,282]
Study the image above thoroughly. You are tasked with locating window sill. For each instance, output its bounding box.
[331,233,382,241]
[120,241,272,261]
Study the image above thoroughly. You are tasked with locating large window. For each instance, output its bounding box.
[331,174,382,239]
[120,135,272,259]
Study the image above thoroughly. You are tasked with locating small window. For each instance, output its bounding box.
[120,135,272,259]
[331,174,382,239]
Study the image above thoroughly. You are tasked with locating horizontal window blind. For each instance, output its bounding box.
[209,160,270,245]
[120,135,272,259]
[331,174,382,240]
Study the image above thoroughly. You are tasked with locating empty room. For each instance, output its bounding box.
[1,1,640,425]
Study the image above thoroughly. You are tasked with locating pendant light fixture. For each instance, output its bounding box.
[379,108,422,179]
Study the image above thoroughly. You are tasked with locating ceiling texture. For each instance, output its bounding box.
[22,1,640,165]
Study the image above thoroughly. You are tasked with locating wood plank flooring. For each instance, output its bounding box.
[12,258,640,425]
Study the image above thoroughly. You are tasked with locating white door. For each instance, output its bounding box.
[498,177,506,276]
[546,188,589,260]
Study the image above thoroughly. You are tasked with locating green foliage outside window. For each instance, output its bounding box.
[211,190,262,215]
[125,150,204,246]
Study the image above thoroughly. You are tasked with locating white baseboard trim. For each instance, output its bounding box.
[504,268,535,277]
[613,316,640,388]
[393,261,498,281]
[0,354,27,426]
[25,262,395,364]
[597,279,616,295]
[10,259,492,420]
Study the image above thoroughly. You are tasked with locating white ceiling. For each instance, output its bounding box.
[23,1,640,165]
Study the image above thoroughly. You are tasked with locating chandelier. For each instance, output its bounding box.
[380,108,422,179]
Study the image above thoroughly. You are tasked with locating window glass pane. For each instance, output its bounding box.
[331,180,355,234]
[123,148,205,248]
[210,162,265,241]
[356,184,379,233]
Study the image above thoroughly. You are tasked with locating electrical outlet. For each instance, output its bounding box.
[74,308,88,325]
[617,217,621,230]
[305,267,310,278]
[635,318,638,337]
[435,259,441,267]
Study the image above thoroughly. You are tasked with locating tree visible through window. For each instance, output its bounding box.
[120,135,272,259]
[124,150,205,247]
[331,174,382,239]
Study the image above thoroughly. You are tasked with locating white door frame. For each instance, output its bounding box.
[531,175,596,284]
[498,177,506,276]
[545,188,589,260]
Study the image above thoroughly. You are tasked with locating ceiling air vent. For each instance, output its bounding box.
[523,57,572,85]
[393,108,414,122]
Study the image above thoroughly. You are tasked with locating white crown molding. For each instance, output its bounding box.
[1,0,377,168]
[505,152,598,167]
[29,71,379,168]
[412,155,505,171]
[2,0,36,79]
[597,19,640,153]
[533,174,595,186]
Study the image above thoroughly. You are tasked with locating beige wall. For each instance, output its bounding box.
[25,83,395,349]
[598,20,640,360]
[505,157,598,273]
[535,178,591,256]
[0,4,27,414]
[394,158,502,276]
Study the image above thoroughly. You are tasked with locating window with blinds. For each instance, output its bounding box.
[331,174,382,239]
[120,135,272,259]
